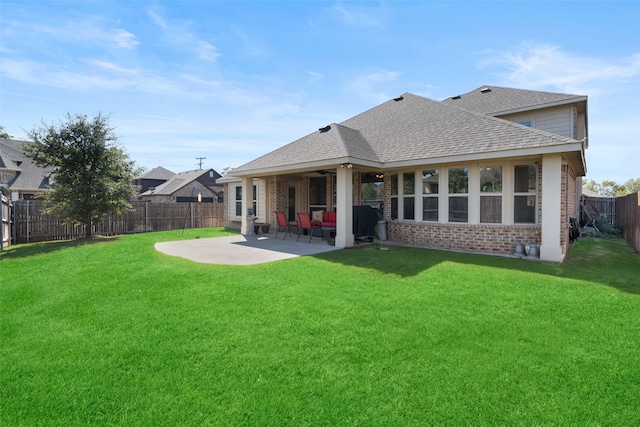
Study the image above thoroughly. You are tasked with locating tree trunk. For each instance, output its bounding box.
[85,211,93,238]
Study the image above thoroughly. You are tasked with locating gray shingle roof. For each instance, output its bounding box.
[0,138,53,192]
[230,92,582,175]
[140,169,214,196]
[441,85,586,115]
[137,166,175,180]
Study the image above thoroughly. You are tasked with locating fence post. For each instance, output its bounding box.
[0,195,6,250]
[26,200,30,243]
[191,202,194,229]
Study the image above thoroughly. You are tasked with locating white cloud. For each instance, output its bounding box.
[345,69,401,102]
[307,71,324,84]
[147,9,220,62]
[480,43,640,182]
[480,43,640,95]
[328,2,384,28]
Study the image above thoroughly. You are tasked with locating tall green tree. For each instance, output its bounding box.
[0,125,12,139]
[584,178,640,197]
[26,113,142,238]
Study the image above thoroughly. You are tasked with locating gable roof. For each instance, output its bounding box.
[140,169,221,196]
[229,92,585,177]
[0,138,53,192]
[137,166,175,180]
[441,85,587,116]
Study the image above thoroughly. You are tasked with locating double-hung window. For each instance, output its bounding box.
[422,169,439,221]
[514,164,537,223]
[390,174,398,219]
[403,172,415,220]
[448,167,469,222]
[479,166,502,223]
[234,186,242,217]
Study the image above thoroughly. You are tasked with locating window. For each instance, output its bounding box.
[403,172,415,220]
[518,121,532,127]
[360,172,384,209]
[448,167,468,222]
[390,174,398,219]
[252,185,257,216]
[480,166,502,223]
[235,186,242,217]
[309,177,327,210]
[514,164,537,223]
[422,169,439,221]
[232,180,266,221]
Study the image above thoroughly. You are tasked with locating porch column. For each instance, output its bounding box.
[240,176,252,235]
[335,165,354,248]
[540,154,562,262]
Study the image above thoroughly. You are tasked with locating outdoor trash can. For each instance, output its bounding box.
[377,220,387,241]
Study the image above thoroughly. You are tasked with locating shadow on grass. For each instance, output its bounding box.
[313,236,640,295]
[0,236,119,260]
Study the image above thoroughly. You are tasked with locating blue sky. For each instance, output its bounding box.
[1,1,638,183]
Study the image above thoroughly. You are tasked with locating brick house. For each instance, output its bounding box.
[219,86,588,262]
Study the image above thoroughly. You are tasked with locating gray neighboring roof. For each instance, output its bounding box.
[0,138,53,192]
[230,92,584,176]
[137,166,175,180]
[441,85,587,115]
[140,169,218,196]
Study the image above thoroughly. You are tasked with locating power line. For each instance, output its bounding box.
[196,157,207,169]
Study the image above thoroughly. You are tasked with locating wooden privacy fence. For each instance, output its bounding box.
[11,201,224,244]
[580,195,617,227]
[616,191,640,254]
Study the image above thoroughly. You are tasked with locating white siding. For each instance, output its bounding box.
[499,105,573,138]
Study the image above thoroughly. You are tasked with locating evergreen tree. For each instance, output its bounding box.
[26,113,141,238]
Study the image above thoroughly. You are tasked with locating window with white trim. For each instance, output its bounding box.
[234,186,242,217]
[448,167,468,223]
[390,174,398,219]
[514,164,537,223]
[422,169,439,221]
[230,180,265,221]
[479,166,502,223]
[403,172,415,220]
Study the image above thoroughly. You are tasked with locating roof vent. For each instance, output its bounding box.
[451,95,461,100]
[480,87,492,93]
[319,125,331,133]
[393,95,404,102]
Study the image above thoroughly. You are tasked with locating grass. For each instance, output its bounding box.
[1,228,639,426]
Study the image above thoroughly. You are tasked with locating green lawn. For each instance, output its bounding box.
[1,229,639,426]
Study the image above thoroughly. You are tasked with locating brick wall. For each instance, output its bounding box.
[387,221,541,256]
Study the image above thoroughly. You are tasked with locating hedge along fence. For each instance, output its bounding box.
[12,201,224,244]
[616,191,640,254]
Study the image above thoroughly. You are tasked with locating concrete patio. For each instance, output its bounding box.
[155,232,341,265]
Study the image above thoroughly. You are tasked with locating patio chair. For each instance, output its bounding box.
[297,212,323,243]
[275,211,298,240]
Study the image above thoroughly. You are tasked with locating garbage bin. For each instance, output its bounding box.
[377,220,387,241]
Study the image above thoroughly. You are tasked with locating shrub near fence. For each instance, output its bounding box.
[12,201,224,244]
[616,191,640,254]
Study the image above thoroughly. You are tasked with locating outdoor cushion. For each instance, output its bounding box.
[321,211,336,227]
[312,210,325,222]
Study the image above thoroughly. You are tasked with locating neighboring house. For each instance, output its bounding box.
[0,138,52,201]
[139,168,224,203]
[220,86,588,262]
[135,166,175,193]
